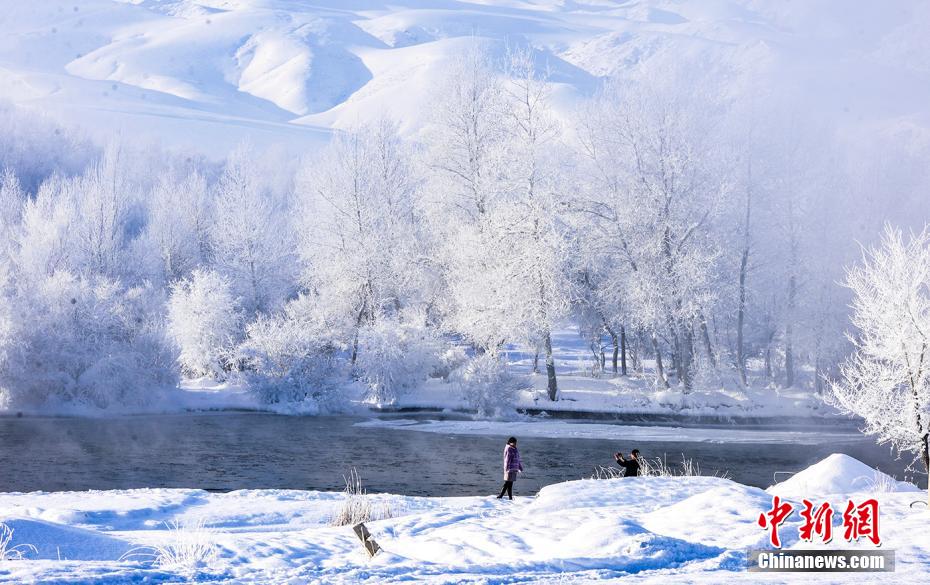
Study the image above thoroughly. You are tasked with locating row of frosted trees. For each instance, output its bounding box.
[0,48,923,413]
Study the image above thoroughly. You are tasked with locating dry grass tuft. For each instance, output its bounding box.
[0,522,37,561]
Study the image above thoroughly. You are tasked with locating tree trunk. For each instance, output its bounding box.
[699,314,715,368]
[620,326,628,376]
[590,341,601,375]
[652,332,670,388]
[736,157,752,387]
[923,434,929,506]
[349,301,368,367]
[921,433,930,507]
[606,327,619,374]
[736,246,749,386]
[544,331,558,401]
[533,351,540,374]
[680,322,694,392]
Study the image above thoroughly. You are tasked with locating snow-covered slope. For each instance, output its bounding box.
[2,0,929,154]
[0,455,925,583]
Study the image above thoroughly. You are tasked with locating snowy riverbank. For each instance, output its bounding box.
[0,455,925,584]
[164,370,838,421]
[0,325,838,420]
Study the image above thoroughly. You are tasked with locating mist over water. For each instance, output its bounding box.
[1,413,924,495]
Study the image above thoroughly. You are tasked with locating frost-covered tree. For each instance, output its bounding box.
[0,273,177,409]
[830,225,930,502]
[17,174,76,280]
[425,44,507,220]
[70,144,135,277]
[496,46,572,400]
[0,168,24,266]
[576,75,726,391]
[431,47,573,402]
[167,269,241,378]
[296,120,428,366]
[0,101,96,192]
[141,171,211,284]
[211,146,293,314]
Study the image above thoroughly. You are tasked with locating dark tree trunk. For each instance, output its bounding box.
[922,432,929,473]
[652,332,670,388]
[350,301,368,366]
[544,331,558,401]
[736,245,749,386]
[590,341,601,374]
[736,157,752,387]
[680,322,694,392]
[606,327,619,374]
[620,326,628,376]
[699,314,715,368]
[922,433,929,507]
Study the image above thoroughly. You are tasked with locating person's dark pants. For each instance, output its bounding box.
[498,481,514,499]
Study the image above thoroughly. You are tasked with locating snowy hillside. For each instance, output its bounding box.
[2,0,929,153]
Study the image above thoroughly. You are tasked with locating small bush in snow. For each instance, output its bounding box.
[640,454,730,479]
[329,468,397,527]
[355,317,441,405]
[0,273,178,409]
[589,466,625,480]
[239,294,346,409]
[0,522,37,561]
[591,455,730,479]
[452,353,527,417]
[121,519,218,577]
[167,269,241,378]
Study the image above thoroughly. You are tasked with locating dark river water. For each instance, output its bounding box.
[0,413,925,495]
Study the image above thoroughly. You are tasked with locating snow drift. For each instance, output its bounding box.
[767,453,922,497]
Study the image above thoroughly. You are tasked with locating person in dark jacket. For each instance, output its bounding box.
[497,437,523,499]
[614,449,641,477]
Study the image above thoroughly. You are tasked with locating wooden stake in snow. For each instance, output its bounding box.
[353,522,380,557]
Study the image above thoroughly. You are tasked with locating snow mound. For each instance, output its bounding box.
[641,484,776,549]
[767,453,920,497]
[0,517,134,561]
[530,476,736,516]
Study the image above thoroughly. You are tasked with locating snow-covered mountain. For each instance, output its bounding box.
[2,0,929,154]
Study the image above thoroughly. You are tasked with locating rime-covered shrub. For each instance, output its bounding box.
[238,294,347,409]
[167,269,241,378]
[0,101,97,192]
[356,317,442,405]
[452,353,527,417]
[433,346,469,380]
[0,272,178,409]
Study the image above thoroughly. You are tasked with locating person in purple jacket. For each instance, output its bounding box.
[497,436,523,500]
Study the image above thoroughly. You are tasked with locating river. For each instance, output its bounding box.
[0,412,924,495]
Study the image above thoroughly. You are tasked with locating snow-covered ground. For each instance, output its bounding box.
[0,454,925,584]
[168,369,835,420]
